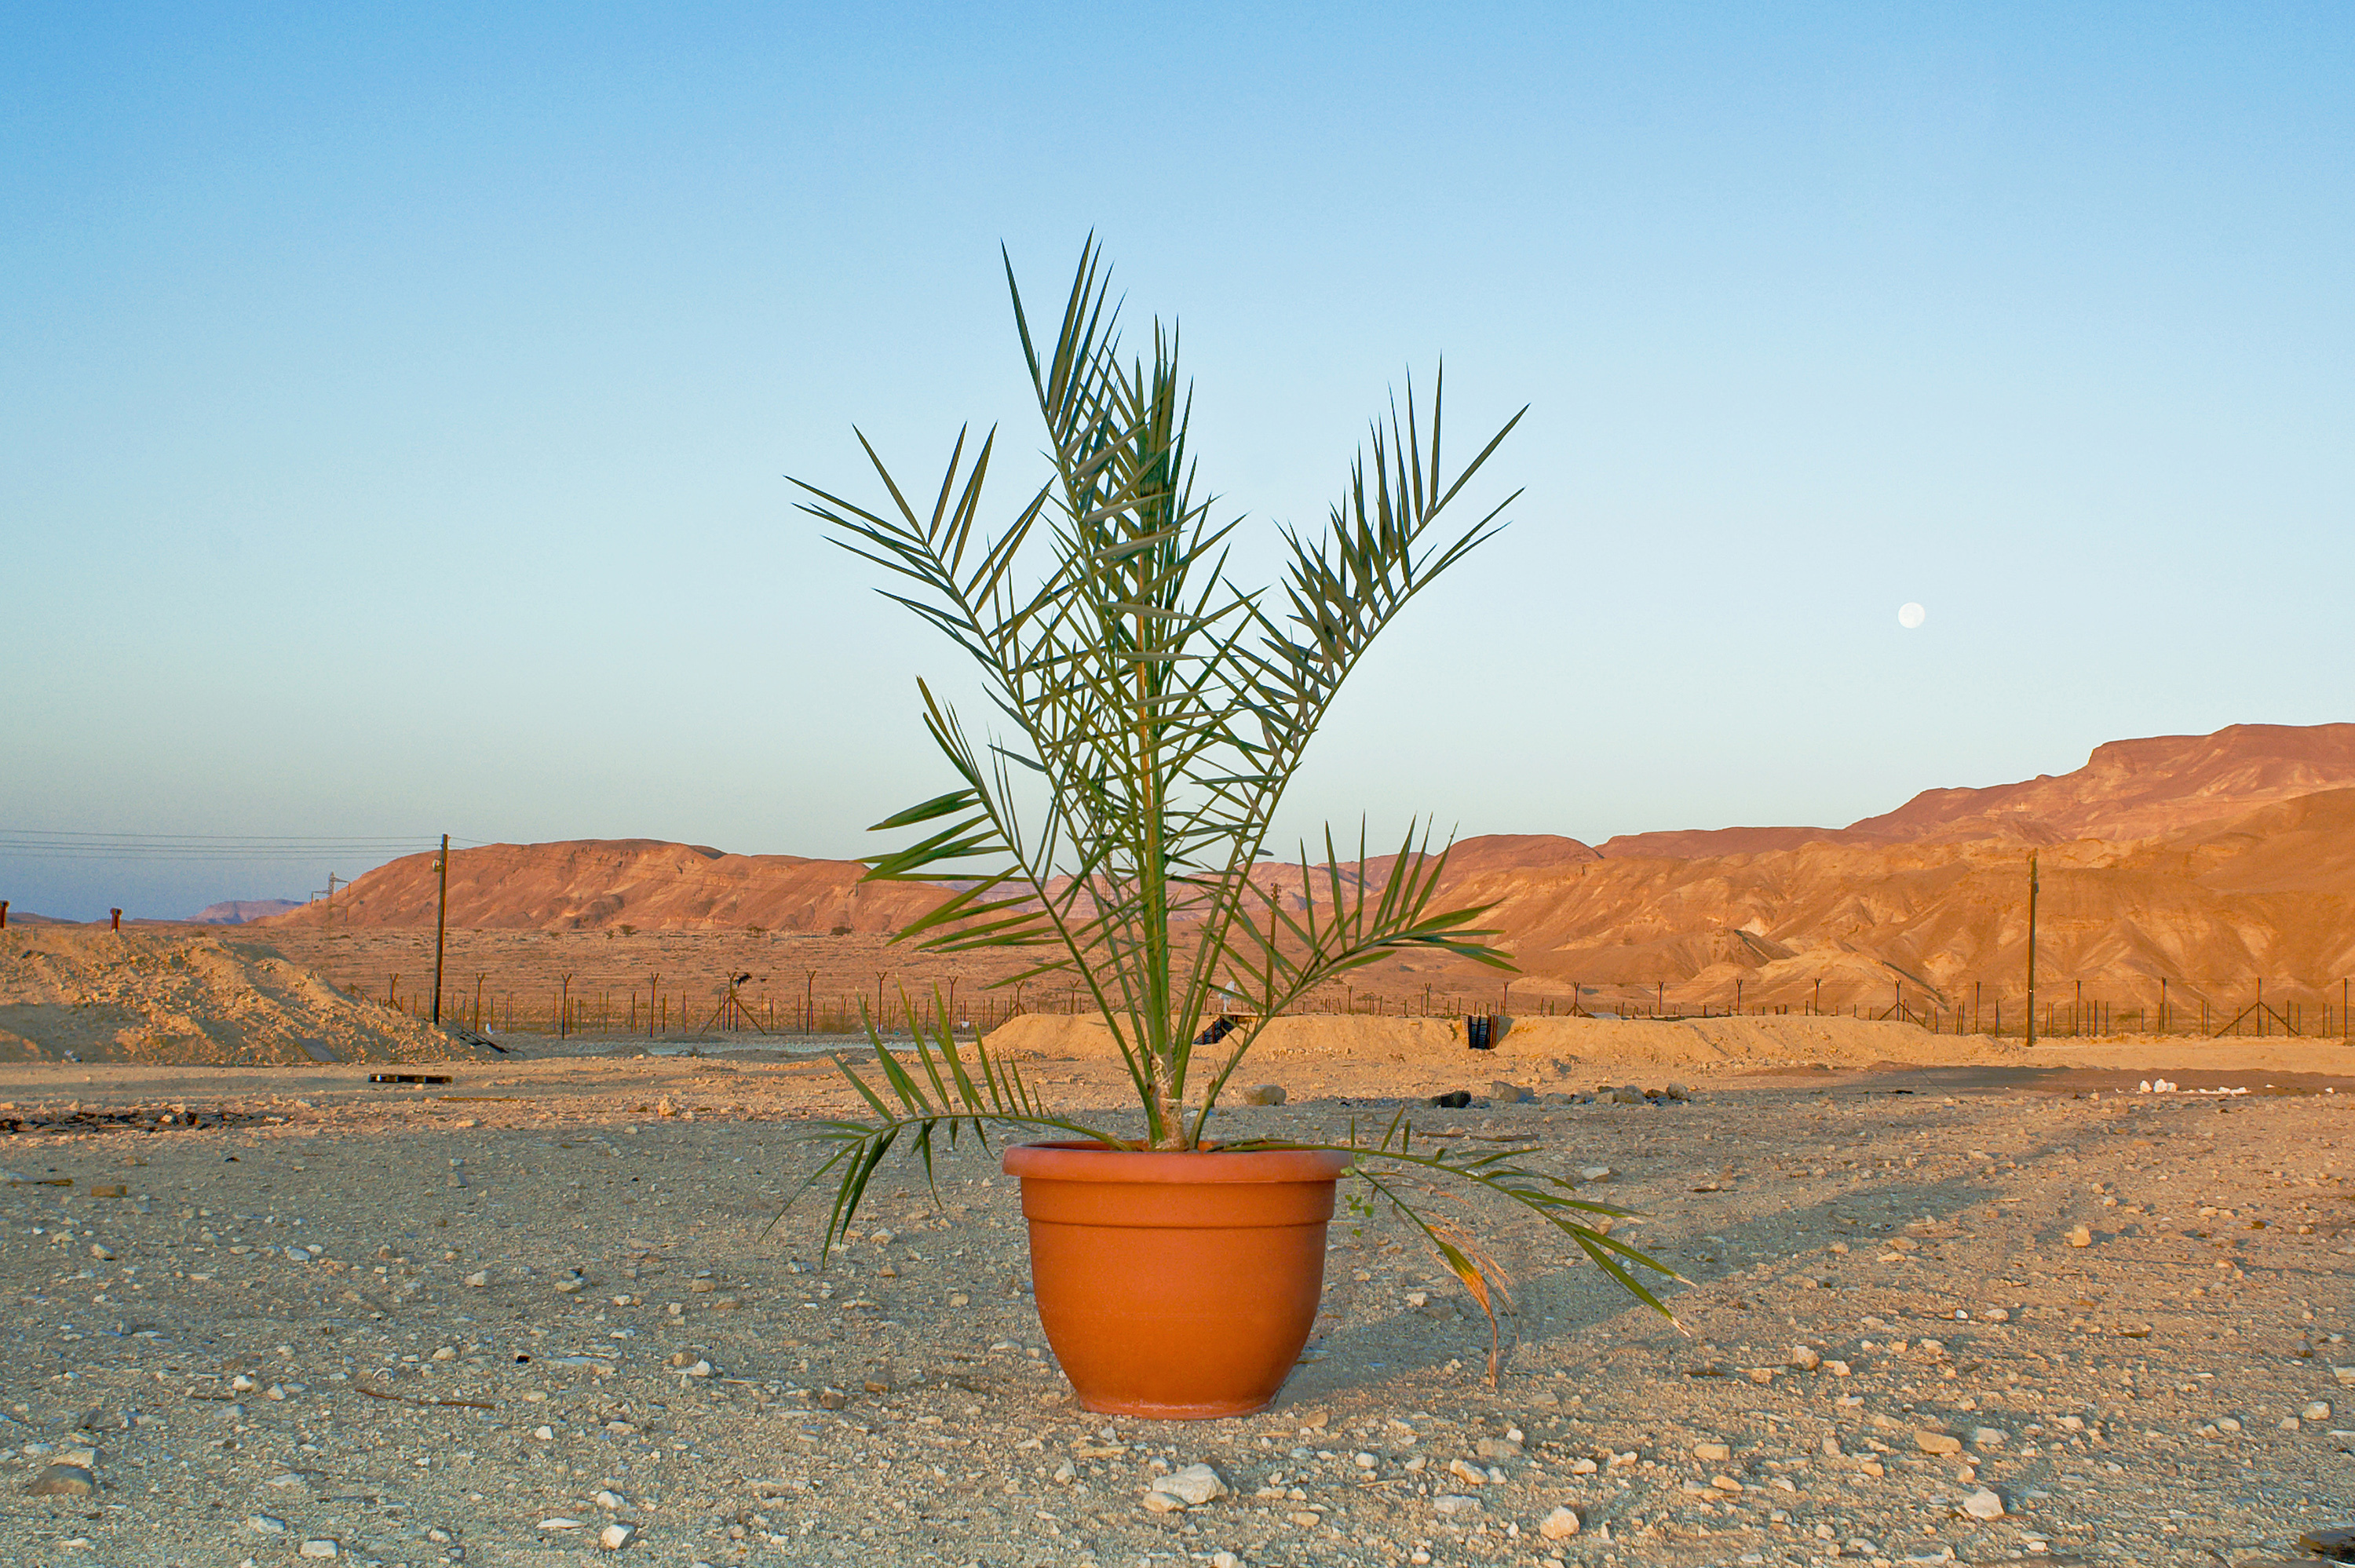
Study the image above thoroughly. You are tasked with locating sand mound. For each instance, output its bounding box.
[980,1011,2021,1072]
[0,928,479,1066]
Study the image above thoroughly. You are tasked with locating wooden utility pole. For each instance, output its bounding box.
[431,834,451,1025]
[2024,852,2039,1048]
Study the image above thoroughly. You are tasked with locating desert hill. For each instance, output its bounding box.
[1601,723,2355,859]
[247,723,2355,1023]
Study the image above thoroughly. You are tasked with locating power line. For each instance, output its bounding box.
[0,831,488,862]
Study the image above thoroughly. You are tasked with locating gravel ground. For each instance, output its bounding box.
[0,1048,2349,1567]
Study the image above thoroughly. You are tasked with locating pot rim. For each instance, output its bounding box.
[1002,1140,1352,1184]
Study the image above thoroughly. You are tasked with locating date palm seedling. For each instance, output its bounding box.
[787,239,1678,1403]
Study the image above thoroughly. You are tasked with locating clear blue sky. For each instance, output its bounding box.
[5,4,2351,919]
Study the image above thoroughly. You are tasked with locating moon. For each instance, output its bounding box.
[1897,602,1926,629]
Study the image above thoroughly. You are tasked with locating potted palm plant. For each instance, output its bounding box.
[790,240,1675,1419]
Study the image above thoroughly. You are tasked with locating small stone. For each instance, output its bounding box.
[298,1543,339,1560]
[1447,1457,1488,1486]
[594,1489,626,1508]
[1142,1491,1185,1514]
[1489,1081,1532,1104]
[680,1359,714,1377]
[1240,1085,1287,1107]
[1210,1554,1243,1568]
[1960,1488,2004,1520]
[1433,1494,1482,1517]
[1692,1442,1730,1462]
[540,1518,586,1530]
[90,1183,126,1198]
[1970,1427,2006,1449]
[1788,1344,1822,1371]
[1577,1165,1615,1182]
[89,1243,114,1260]
[1474,1437,1522,1460]
[598,1522,637,1550]
[464,1271,491,1287]
[27,1463,97,1496]
[2305,1401,2334,1422]
[2065,1225,2092,1249]
[555,1273,587,1294]
[533,1425,556,1441]
[2216,1417,2242,1433]
[1664,1082,1692,1100]
[1915,1431,1964,1456]
[1161,1463,1228,1504]
[231,1374,258,1392]
[1983,1307,2010,1322]
[948,1292,969,1307]
[1710,1474,1743,1493]
[431,1346,456,1362]
[248,1515,287,1534]
[1539,1504,1582,1540]
[1429,1090,1473,1108]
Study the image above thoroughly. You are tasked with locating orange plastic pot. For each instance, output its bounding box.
[1001,1141,1353,1419]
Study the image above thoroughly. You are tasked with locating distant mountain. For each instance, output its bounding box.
[190,899,305,925]
[250,723,2355,1006]
[1599,723,2355,858]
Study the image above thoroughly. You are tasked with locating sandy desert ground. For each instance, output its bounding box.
[0,1021,2350,1568]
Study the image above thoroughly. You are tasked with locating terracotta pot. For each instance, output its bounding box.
[1001,1141,1353,1419]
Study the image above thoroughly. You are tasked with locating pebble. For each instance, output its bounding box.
[1915,1431,1964,1456]
[1474,1437,1522,1459]
[298,1543,339,1560]
[1788,1344,1822,1371]
[2304,1401,2333,1421]
[2065,1224,2092,1248]
[1577,1165,1614,1182]
[1539,1504,1582,1540]
[1240,1085,1287,1107]
[1971,1426,2006,1448]
[1960,1487,2005,1519]
[594,1489,626,1509]
[1447,1457,1488,1486]
[598,1522,637,1550]
[89,1243,115,1260]
[1161,1463,1229,1505]
[1433,1494,1482,1516]
[1210,1554,1243,1568]
[1489,1081,1532,1103]
[1142,1491,1186,1514]
[248,1515,287,1534]
[27,1463,97,1497]
[541,1517,586,1530]
[1693,1442,1731,1462]
[464,1270,491,1287]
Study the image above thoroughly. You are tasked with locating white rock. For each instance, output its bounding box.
[1433,1494,1483,1516]
[89,1244,115,1260]
[1539,1505,1582,1540]
[598,1522,637,1550]
[1578,1166,1615,1182]
[1162,1463,1229,1505]
[1141,1491,1185,1514]
[1210,1554,1243,1568]
[230,1374,257,1392]
[594,1489,625,1509]
[681,1359,714,1377]
[298,1543,339,1560]
[1447,1457,1488,1486]
[1788,1344,1822,1371]
[247,1515,286,1534]
[464,1270,491,1287]
[540,1517,585,1530]
[2305,1400,2334,1421]
[1961,1488,2004,1519]
[532,1425,555,1441]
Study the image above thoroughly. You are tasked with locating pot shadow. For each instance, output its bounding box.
[1284,1176,2006,1402]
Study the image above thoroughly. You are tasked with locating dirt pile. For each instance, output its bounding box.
[981,1011,2020,1071]
[0,928,478,1066]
